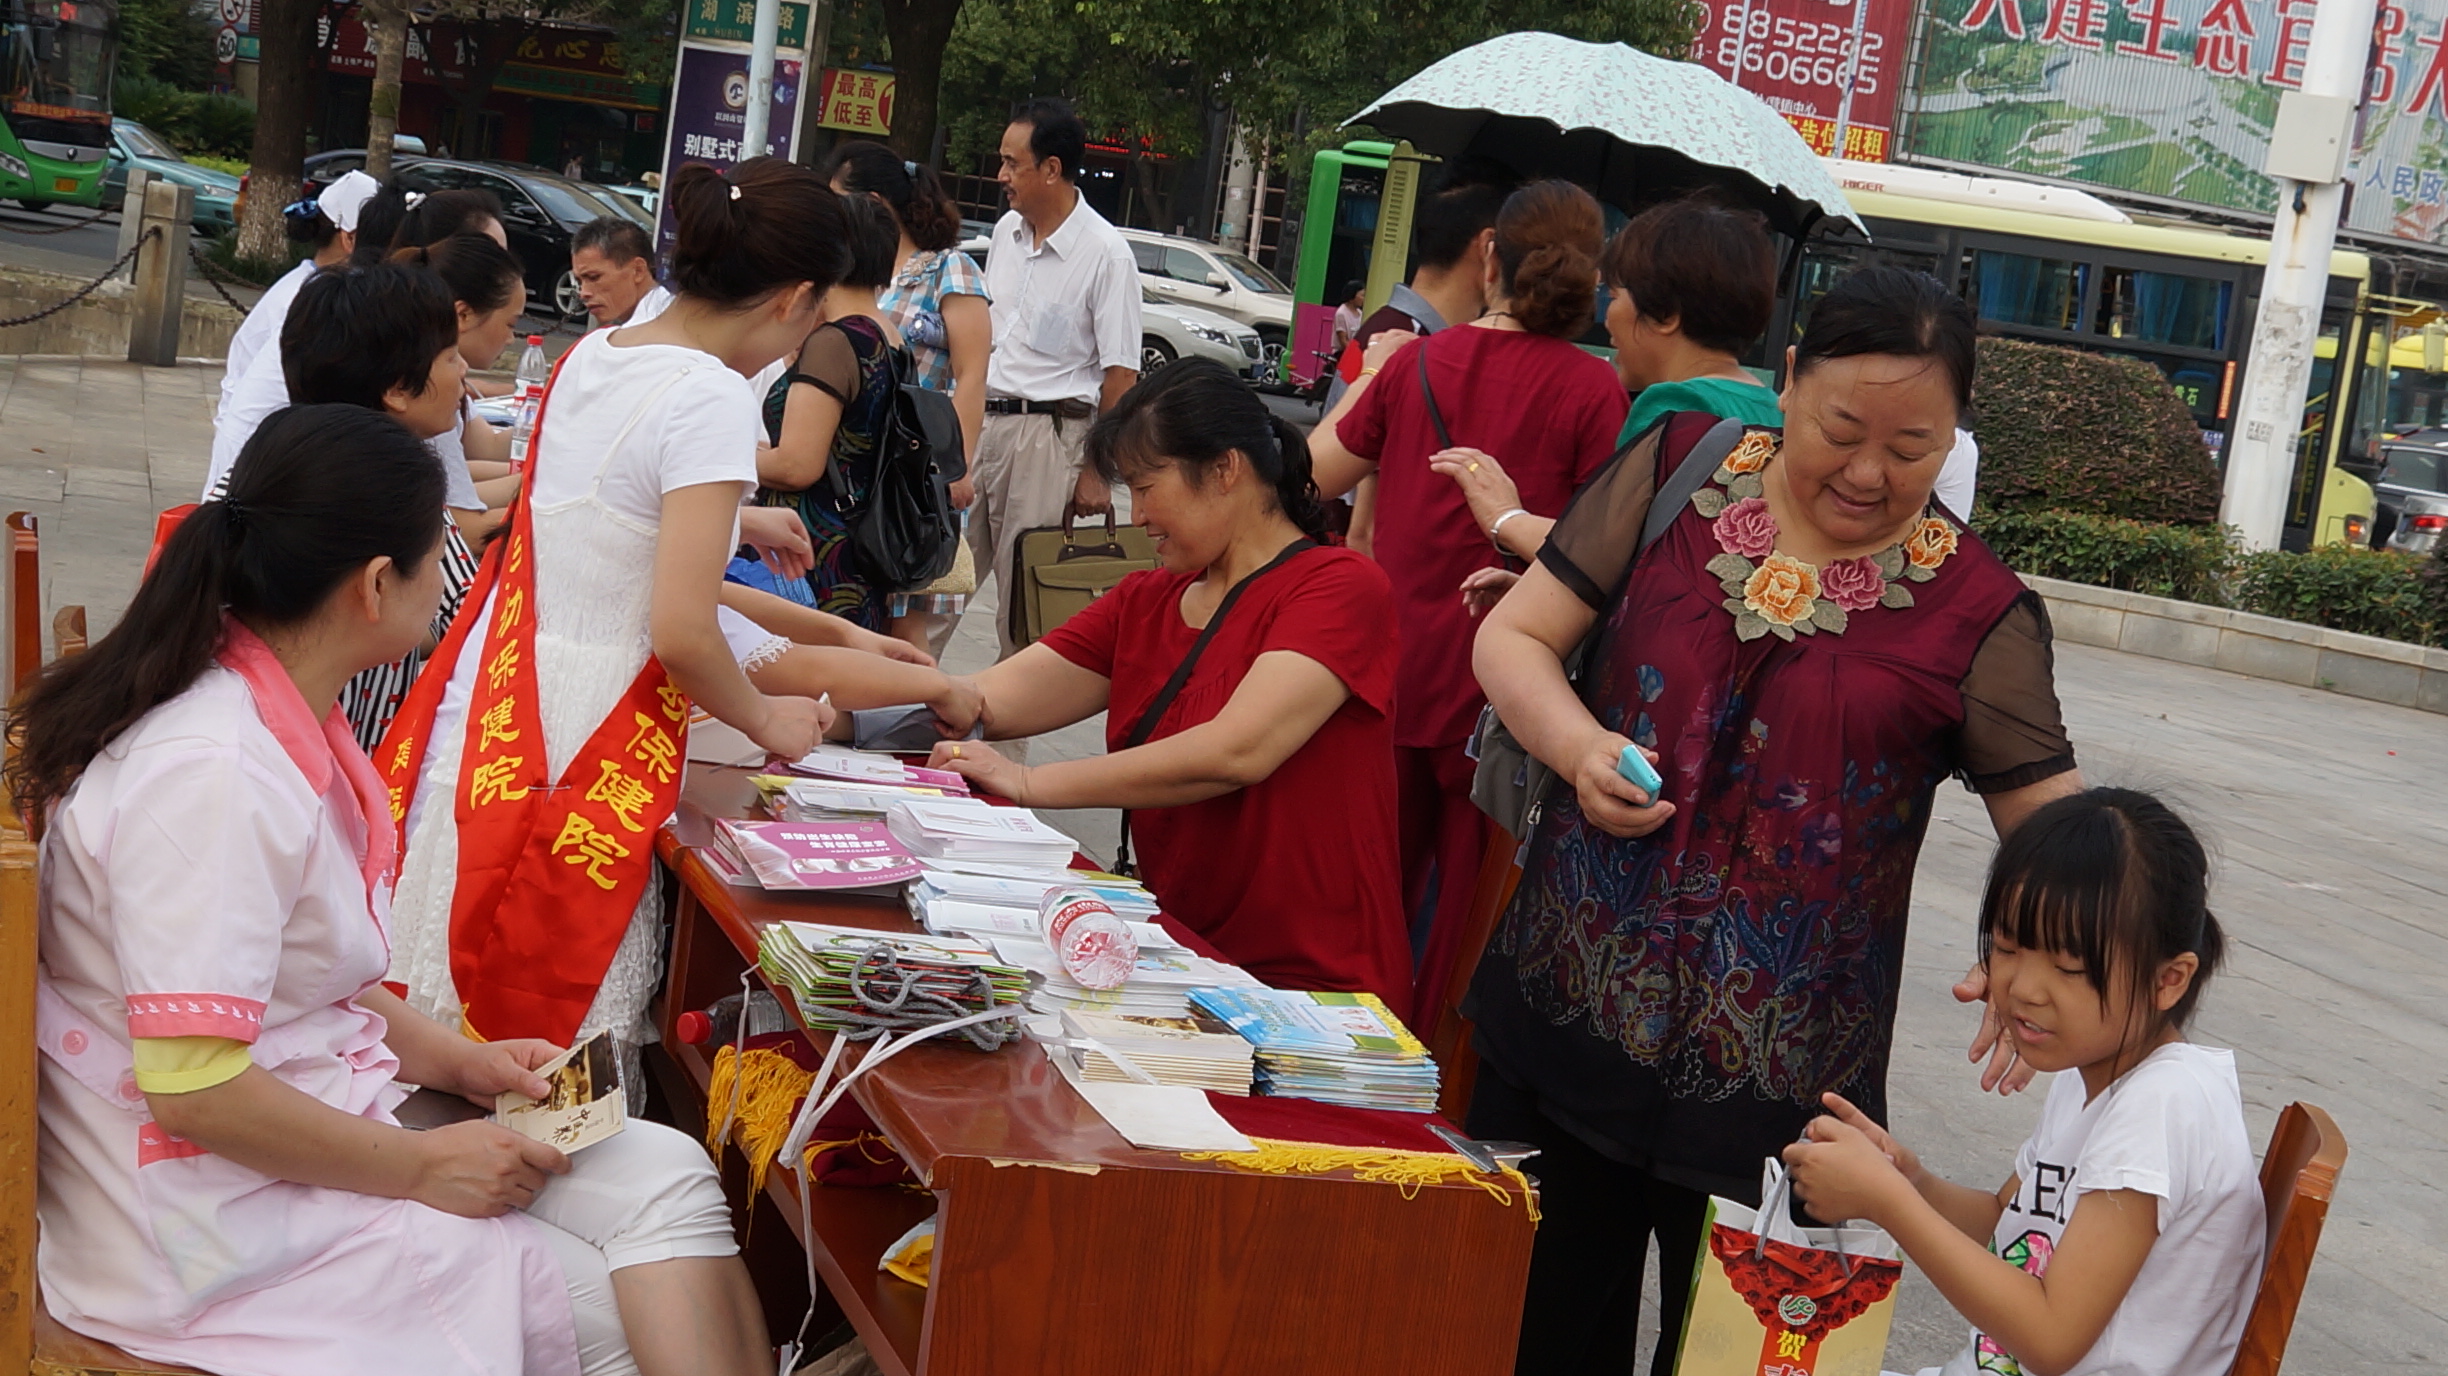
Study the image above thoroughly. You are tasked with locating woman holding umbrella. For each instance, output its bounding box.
[1465,267,2081,1375]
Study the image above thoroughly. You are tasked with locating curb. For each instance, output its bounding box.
[2025,574,2448,717]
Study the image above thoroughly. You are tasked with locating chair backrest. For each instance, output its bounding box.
[1426,825,1524,1122]
[48,609,85,663]
[2228,1101,2347,1376]
[5,513,38,696]
[0,733,38,1373]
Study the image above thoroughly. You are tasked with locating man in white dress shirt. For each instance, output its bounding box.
[972,97,1141,659]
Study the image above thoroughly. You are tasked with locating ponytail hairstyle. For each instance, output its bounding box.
[1493,179,1604,338]
[1978,787,2227,1042]
[1084,358,1327,538]
[6,406,448,820]
[827,138,963,252]
[282,263,459,410]
[347,183,412,267]
[391,232,523,315]
[666,156,851,308]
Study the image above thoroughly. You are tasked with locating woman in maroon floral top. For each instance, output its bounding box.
[1466,268,2084,1376]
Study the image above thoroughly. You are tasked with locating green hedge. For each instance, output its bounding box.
[114,75,256,162]
[1972,337,2226,526]
[1976,507,2448,648]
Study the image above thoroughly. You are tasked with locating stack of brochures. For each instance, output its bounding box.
[1059,1008,1255,1095]
[993,935,1261,1021]
[706,818,922,892]
[885,797,1077,868]
[758,922,1029,1033]
[908,862,1161,940]
[1186,987,1441,1113]
[775,745,973,794]
[757,775,958,823]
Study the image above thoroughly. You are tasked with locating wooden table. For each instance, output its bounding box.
[655,767,1535,1376]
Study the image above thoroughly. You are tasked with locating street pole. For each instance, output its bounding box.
[741,0,782,159]
[2220,0,2377,550]
[1831,0,1870,160]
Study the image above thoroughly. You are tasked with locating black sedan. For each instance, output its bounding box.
[395,159,653,322]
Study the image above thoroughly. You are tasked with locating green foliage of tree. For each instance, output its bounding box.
[114,74,257,158]
[936,0,1701,178]
[115,0,219,89]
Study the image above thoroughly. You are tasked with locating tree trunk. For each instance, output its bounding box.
[236,0,319,263]
[434,22,531,161]
[363,0,410,179]
[878,0,961,162]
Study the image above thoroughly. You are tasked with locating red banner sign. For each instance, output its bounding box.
[1692,0,1914,161]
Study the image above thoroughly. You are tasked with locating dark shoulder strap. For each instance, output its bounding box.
[1638,416,1747,554]
[1415,345,1452,449]
[1121,538,1318,749]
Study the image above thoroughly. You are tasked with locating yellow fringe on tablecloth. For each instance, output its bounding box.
[705,1043,814,1193]
[1180,1138,1540,1218]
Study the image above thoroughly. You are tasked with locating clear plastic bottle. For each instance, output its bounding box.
[508,334,549,470]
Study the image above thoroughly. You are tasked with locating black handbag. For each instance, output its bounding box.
[1466,415,1746,839]
[825,368,967,593]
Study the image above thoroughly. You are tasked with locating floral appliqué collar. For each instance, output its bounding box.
[1689,430,1960,642]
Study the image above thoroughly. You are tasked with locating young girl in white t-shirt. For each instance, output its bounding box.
[1784,787,2264,1376]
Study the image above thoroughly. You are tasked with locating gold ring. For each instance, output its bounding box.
[950,744,963,759]
[1469,462,1480,473]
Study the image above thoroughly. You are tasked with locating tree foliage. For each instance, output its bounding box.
[1971,336,2226,525]
[935,0,1702,176]
[115,0,220,89]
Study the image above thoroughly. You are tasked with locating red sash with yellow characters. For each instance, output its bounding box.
[375,356,689,1045]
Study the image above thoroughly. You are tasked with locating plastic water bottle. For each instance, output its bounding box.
[508,334,549,470]
[1039,888,1138,990]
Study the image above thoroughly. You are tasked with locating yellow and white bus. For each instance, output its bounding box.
[1787,161,2384,550]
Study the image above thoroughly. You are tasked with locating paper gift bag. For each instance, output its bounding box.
[1674,1159,1904,1376]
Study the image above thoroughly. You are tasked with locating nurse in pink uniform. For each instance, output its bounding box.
[14,405,773,1376]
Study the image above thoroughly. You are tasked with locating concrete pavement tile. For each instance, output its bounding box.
[0,467,67,501]
[66,467,155,500]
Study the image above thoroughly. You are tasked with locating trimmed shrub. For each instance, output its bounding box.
[1972,337,2225,525]
[1975,507,2237,604]
[2235,546,2445,647]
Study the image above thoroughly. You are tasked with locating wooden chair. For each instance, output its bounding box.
[2228,1102,2348,1376]
[1426,825,1525,1123]
[0,513,196,1376]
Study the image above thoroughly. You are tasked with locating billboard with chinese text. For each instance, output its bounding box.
[815,69,894,135]
[652,45,804,258]
[1692,0,1918,159]
[1905,0,2448,246]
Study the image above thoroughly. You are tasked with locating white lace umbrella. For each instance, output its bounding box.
[1347,31,1863,238]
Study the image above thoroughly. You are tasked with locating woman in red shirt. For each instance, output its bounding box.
[1307,180,1629,1030]
[927,359,1410,1013]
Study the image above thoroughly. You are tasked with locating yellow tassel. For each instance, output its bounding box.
[705,1044,815,1194]
[1180,1137,1541,1220]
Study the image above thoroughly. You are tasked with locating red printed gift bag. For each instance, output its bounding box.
[1674,1161,1903,1376]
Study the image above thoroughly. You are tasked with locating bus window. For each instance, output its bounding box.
[1965,250,2088,332]
[2096,267,2232,351]
[2285,319,2344,533]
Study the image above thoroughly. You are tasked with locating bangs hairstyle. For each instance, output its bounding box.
[1084,357,1327,538]
[1977,787,2225,1034]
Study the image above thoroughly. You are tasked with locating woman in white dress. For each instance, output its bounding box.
[14,404,770,1376]
[382,156,843,1055]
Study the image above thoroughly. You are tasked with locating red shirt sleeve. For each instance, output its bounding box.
[1034,568,1140,677]
[1253,550,1398,717]
[1337,337,1416,463]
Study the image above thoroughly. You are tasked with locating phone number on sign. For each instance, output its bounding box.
[1711,4,1885,92]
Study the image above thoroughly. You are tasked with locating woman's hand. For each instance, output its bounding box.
[928,677,985,736]
[737,506,815,583]
[409,1120,569,1218]
[752,694,834,761]
[928,740,1031,803]
[1571,728,1675,838]
[1361,328,1417,375]
[950,476,975,510]
[1428,447,1525,535]
[842,625,935,667]
[443,1038,559,1107]
[1460,567,1521,618]
[1958,962,2037,1095]
[1782,1108,1917,1227]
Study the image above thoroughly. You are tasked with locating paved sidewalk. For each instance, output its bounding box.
[12,355,2448,1372]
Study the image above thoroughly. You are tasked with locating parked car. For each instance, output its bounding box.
[396,159,645,321]
[2372,433,2448,554]
[1116,228,1292,371]
[101,120,239,232]
[1139,288,1266,380]
[289,137,431,201]
[598,183,658,219]
[958,231,1264,384]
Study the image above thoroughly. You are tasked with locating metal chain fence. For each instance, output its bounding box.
[0,206,117,237]
[187,242,254,316]
[0,228,156,332]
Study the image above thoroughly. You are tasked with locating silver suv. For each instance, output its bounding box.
[1118,230,1292,368]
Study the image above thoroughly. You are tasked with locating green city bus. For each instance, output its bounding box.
[0,0,116,210]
